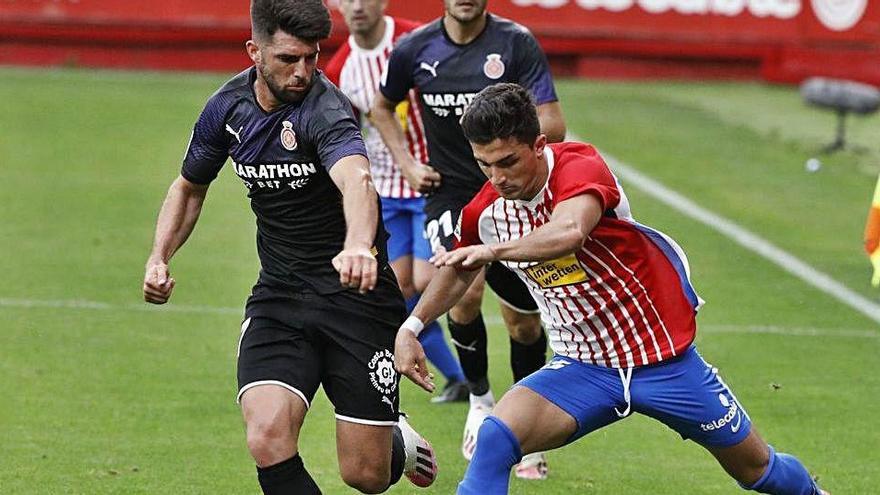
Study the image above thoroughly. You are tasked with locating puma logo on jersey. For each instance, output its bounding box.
[419,61,439,78]
[381,395,395,413]
[225,124,243,143]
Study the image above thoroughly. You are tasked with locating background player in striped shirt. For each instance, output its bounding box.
[325,0,468,403]
[372,0,566,477]
[394,83,829,495]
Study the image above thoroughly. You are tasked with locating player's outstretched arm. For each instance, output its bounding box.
[143,175,209,304]
[329,154,380,294]
[394,265,480,392]
[494,193,600,262]
[436,194,601,270]
[370,93,440,193]
[537,102,567,144]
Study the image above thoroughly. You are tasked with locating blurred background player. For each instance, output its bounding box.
[395,83,829,495]
[143,0,437,492]
[325,0,469,403]
[371,0,565,478]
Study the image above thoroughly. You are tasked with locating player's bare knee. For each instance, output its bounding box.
[491,394,532,447]
[507,316,542,344]
[711,432,772,486]
[731,446,771,486]
[339,462,391,494]
[246,427,296,466]
[245,414,297,466]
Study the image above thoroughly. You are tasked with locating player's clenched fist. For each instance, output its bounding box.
[332,246,377,293]
[143,259,176,304]
[402,161,441,194]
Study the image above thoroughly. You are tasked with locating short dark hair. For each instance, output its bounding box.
[461,83,540,146]
[251,0,332,43]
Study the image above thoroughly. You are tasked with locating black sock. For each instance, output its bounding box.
[447,313,489,395]
[510,330,547,382]
[389,425,406,486]
[256,454,321,495]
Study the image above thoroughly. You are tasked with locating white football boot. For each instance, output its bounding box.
[515,452,549,480]
[461,391,495,461]
[396,413,438,488]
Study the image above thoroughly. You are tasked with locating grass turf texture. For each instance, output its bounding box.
[1,67,878,494]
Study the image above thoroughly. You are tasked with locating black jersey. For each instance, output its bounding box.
[380,14,557,202]
[182,67,393,295]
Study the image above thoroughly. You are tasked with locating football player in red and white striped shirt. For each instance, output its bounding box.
[394,84,829,495]
[325,0,468,402]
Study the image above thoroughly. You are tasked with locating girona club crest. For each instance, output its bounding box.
[483,54,505,80]
[280,121,297,151]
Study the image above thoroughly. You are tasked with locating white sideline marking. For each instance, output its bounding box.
[1,297,876,338]
[696,324,878,339]
[0,297,241,315]
[599,151,880,326]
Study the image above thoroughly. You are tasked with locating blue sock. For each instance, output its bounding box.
[408,295,465,383]
[457,416,523,495]
[743,446,821,495]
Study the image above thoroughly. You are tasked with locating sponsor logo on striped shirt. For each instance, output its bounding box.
[524,254,588,288]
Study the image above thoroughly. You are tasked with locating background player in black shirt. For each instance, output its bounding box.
[142,1,436,493]
[371,0,565,480]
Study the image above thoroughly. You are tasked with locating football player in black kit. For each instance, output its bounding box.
[142,1,436,493]
[371,0,566,480]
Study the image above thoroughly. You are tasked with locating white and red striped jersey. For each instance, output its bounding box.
[324,16,428,199]
[456,142,703,368]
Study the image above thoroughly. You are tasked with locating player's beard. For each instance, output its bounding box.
[259,64,311,105]
[447,0,487,23]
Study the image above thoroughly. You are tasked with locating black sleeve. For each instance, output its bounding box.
[308,90,368,171]
[514,29,558,105]
[180,95,231,184]
[379,40,415,104]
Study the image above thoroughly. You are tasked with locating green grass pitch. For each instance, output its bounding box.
[1,67,878,493]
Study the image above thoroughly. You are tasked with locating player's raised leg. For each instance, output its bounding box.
[335,421,396,493]
[319,290,438,492]
[336,415,437,492]
[241,385,321,495]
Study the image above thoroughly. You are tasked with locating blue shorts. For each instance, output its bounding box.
[518,346,752,448]
[381,197,432,262]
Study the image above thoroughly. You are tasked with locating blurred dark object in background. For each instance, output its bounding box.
[801,77,880,153]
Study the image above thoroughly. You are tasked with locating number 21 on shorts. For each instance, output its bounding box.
[425,210,454,254]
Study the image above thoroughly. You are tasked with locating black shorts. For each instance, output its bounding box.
[237,284,405,425]
[424,195,539,314]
